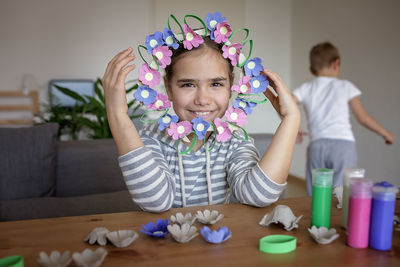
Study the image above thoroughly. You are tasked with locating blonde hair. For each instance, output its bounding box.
[309,42,340,75]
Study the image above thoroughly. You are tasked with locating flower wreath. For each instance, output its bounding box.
[135,12,268,154]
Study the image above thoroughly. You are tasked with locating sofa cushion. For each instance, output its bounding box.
[0,123,59,200]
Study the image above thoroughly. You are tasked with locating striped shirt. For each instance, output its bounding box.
[118,124,286,212]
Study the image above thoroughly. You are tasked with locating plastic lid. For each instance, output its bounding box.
[0,255,24,267]
[372,181,399,201]
[343,168,365,185]
[259,235,296,254]
[350,178,373,198]
[312,168,333,187]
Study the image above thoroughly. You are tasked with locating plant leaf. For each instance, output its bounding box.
[53,84,87,103]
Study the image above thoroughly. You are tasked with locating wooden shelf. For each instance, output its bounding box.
[0,90,39,125]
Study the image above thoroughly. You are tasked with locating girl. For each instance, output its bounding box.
[102,36,300,212]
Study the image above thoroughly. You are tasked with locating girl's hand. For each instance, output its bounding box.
[383,131,394,145]
[102,47,136,116]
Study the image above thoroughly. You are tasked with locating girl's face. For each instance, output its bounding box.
[165,48,232,123]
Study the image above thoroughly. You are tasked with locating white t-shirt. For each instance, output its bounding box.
[293,76,361,142]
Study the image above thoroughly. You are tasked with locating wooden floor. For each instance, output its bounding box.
[285,174,307,198]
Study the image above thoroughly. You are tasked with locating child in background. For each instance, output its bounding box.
[293,42,394,195]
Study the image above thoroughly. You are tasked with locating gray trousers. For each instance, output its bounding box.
[306,138,357,195]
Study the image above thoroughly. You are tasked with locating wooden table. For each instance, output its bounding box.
[1,196,399,266]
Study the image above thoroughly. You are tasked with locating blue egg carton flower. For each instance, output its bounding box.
[200,226,232,244]
[158,113,178,131]
[205,12,226,40]
[233,98,257,115]
[250,75,269,94]
[140,219,169,237]
[145,31,164,54]
[163,28,179,50]
[134,86,157,105]
[192,116,210,140]
[244,57,264,77]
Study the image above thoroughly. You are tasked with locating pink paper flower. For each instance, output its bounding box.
[168,121,193,140]
[139,63,161,88]
[225,106,248,126]
[182,24,204,50]
[231,76,252,94]
[147,93,171,110]
[214,22,232,44]
[152,46,172,69]
[214,118,232,142]
[222,43,242,66]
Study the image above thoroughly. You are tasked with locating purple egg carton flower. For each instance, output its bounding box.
[222,43,242,66]
[163,28,179,50]
[134,85,157,105]
[147,93,171,110]
[205,12,226,40]
[168,121,193,140]
[153,46,172,69]
[158,113,178,131]
[214,22,232,44]
[145,31,164,55]
[250,75,269,94]
[244,57,264,77]
[192,116,210,140]
[200,226,232,244]
[214,118,232,142]
[231,76,252,94]
[138,63,161,88]
[182,24,204,50]
[140,219,169,238]
[225,106,248,126]
[233,98,257,115]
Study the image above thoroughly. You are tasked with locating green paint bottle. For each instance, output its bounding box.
[311,168,333,228]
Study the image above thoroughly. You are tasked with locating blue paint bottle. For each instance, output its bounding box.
[369,181,398,251]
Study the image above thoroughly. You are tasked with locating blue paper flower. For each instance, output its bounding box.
[191,116,210,140]
[140,219,169,237]
[134,86,157,105]
[158,113,178,131]
[201,226,232,244]
[145,31,164,54]
[233,98,257,115]
[163,28,179,50]
[244,57,264,77]
[250,75,269,94]
[205,12,226,40]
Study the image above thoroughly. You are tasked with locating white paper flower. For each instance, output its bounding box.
[37,251,72,267]
[308,226,340,244]
[259,205,303,231]
[167,223,199,243]
[333,186,343,209]
[170,212,196,226]
[195,209,224,225]
[106,230,139,248]
[72,248,107,267]
[84,227,110,246]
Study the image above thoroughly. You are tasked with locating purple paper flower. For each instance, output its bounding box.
[231,76,252,94]
[145,31,164,55]
[233,98,257,115]
[214,22,232,44]
[214,118,232,142]
[244,57,264,77]
[138,63,161,88]
[168,121,193,140]
[152,46,172,69]
[192,116,210,140]
[182,24,204,50]
[200,226,232,244]
[225,106,248,126]
[250,75,269,94]
[134,86,157,105]
[147,93,171,110]
[158,114,178,131]
[205,12,226,40]
[222,43,242,66]
[140,219,169,237]
[163,28,179,50]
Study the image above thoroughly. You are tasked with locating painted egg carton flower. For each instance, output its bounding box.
[195,209,224,225]
[106,230,139,248]
[231,76,252,94]
[225,106,248,126]
[140,219,169,237]
[72,248,107,267]
[170,212,197,226]
[308,226,340,244]
[201,226,232,244]
[259,205,303,231]
[233,98,257,115]
[37,251,72,267]
[168,223,199,243]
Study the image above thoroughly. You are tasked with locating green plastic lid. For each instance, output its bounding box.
[0,255,24,267]
[259,235,296,254]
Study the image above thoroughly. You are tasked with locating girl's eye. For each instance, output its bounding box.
[181,83,195,88]
[211,82,223,87]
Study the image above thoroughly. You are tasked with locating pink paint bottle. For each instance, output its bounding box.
[346,178,373,248]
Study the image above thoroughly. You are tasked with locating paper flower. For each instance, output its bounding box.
[225,106,248,126]
[163,28,179,50]
[222,43,242,66]
[205,12,226,40]
[134,85,157,105]
[145,31,164,54]
[138,63,161,88]
[192,116,210,140]
[308,226,340,244]
[106,230,139,248]
[201,226,232,244]
[158,113,178,131]
[168,121,193,140]
[196,209,224,225]
[259,205,303,231]
[244,57,264,77]
[214,118,232,142]
[84,227,110,246]
[38,251,72,267]
[231,76,252,94]
[250,75,269,94]
[182,24,204,50]
[152,46,172,69]
[140,219,169,237]
[147,93,171,110]
[233,98,257,115]
[214,22,232,44]
[170,212,197,226]
[168,223,199,243]
[72,248,107,267]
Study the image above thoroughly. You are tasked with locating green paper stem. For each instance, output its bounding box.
[204,122,217,152]
[228,122,249,141]
[177,130,197,155]
[168,14,185,41]
[184,14,209,36]
[137,45,160,71]
[140,108,169,123]
[238,93,268,104]
[228,28,250,44]
[237,39,253,68]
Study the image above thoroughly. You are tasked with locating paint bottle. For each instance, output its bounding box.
[311,168,333,228]
[369,181,398,251]
[347,178,373,248]
[341,168,366,228]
